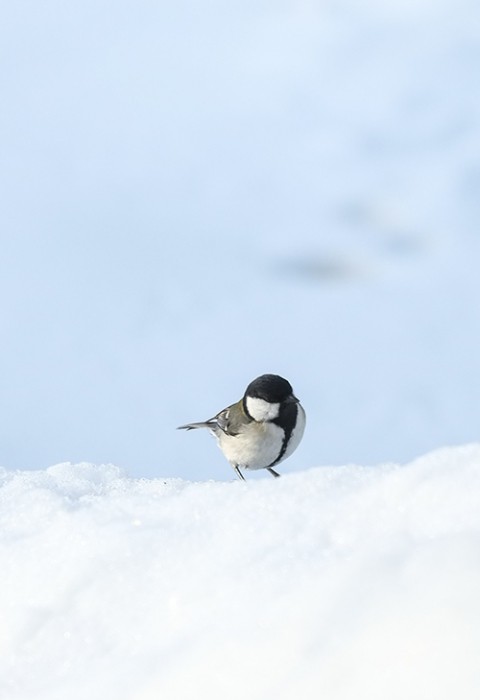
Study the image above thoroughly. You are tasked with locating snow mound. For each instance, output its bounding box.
[1,445,480,700]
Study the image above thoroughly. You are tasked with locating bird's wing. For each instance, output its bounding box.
[213,405,239,435]
[177,404,236,433]
[177,402,247,435]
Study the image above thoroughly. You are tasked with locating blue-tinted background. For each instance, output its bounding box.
[1,1,479,478]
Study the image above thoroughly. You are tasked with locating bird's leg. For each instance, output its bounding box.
[233,465,246,481]
[267,467,281,478]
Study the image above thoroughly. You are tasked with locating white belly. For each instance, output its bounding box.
[215,404,305,471]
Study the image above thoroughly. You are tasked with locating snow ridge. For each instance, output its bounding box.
[1,445,480,700]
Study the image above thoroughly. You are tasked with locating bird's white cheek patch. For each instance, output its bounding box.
[245,397,280,422]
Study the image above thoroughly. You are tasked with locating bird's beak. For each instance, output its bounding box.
[289,395,300,404]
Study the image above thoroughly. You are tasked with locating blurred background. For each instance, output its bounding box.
[1,0,479,479]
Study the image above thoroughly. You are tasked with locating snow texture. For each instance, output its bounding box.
[1,445,480,700]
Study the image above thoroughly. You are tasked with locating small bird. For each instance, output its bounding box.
[177,374,305,480]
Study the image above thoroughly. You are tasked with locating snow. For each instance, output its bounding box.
[2,445,480,700]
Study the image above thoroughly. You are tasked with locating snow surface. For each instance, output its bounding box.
[2,444,480,700]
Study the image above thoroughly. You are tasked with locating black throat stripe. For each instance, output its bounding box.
[268,402,298,467]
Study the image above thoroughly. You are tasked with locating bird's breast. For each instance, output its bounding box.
[215,421,285,470]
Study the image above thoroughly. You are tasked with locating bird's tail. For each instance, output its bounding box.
[176,421,216,431]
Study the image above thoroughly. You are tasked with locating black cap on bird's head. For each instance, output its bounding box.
[244,374,294,403]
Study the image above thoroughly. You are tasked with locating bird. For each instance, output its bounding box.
[177,374,305,480]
